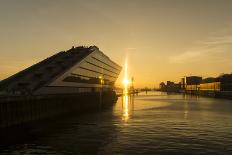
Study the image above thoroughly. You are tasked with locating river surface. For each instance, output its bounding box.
[1,91,232,154]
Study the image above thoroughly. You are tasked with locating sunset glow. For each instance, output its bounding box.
[1,1,232,154]
[1,0,232,88]
[123,57,129,94]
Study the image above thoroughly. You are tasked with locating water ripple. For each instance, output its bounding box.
[1,92,232,154]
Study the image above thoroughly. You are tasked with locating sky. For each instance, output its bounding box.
[0,0,232,88]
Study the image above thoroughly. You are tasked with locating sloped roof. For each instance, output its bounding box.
[0,46,95,94]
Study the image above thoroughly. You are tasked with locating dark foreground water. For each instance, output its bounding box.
[1,91,232,154]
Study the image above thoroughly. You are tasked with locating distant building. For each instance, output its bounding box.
[167,81,174,86]
[184,76,202,91]
[160,74,232,97]
[185,76,202,85]
[159,81,181,92]
[184,74,232,92]
[217,74,232,91]
[180,78,185,89]
[201,77,216,83]
[159,82,166,90]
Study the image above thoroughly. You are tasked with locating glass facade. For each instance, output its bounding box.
[200,82,220,91]
[62,50,121,88]
[185,82,221,91]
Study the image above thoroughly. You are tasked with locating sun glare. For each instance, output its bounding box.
[123,79,129,86]
[123,57,129,94]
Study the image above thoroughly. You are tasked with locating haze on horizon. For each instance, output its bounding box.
[0,0,232,88]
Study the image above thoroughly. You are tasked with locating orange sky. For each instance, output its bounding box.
[1,0,232,88]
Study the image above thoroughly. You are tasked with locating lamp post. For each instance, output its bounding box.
[131,77,134,94]
[99,75,104,107]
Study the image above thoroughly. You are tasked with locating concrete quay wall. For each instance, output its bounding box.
[182,90,232,99]
[0,91,117,129]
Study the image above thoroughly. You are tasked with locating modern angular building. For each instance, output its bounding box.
[0,46,121,128]
[0,46,121,96]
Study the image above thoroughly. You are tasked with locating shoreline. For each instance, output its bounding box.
[159,90,232,100]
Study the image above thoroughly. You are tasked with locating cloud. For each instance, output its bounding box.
[169,26,232,64]
[169,51,203,63]
[125,47,137,50]
[124,46,152,51]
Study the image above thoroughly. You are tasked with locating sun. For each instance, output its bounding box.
[123,79,129,86]
[122,57,129,94]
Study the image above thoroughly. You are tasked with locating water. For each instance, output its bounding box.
[1,91,232,154]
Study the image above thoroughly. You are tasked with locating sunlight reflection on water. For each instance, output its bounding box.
[122,94,129,122]
[1,91,232,154]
